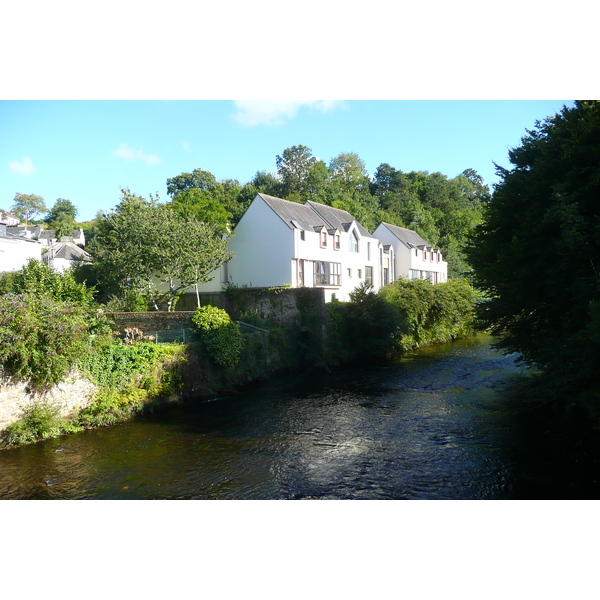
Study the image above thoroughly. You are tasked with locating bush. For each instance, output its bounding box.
[379,278,476,351]
[327,282,402,364]
[79,335,179,390]
[0,293,90,389]
[191,305,242,367]
[1,403,83,448]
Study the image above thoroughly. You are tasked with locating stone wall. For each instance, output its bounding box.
[106,311,195,336]
[0,370,98,432]
[108,287,327,333]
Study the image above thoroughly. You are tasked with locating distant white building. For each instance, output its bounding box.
[372,222,447,284]
[0,211,20,227]
[43,241,91,274]
[0,224,42,272]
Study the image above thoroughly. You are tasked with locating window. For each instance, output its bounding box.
[358,269,362,279]
[320,230,327,247]
[300,230,305,241]
[365,266,373,286]
[314,261,341,286]
[383,268,389,285]
[347,268,352,278]
[367,242,371,260]
[334,234,340,250]
[349,230,359,252]
[298,259,304,286]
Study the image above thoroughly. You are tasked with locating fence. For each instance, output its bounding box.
[150,322,268,345]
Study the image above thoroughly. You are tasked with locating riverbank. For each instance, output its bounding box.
[3,333,599,500]
[0,278,479,448]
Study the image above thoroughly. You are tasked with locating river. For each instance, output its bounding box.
[1,333,599,499]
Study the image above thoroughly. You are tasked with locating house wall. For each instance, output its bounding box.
[373,223,447,283]
[0,235,42,273]
[292,223,384,302]
[227,196,295,288]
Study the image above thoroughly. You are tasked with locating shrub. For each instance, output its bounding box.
[0,293,90,390]
[1,403,83,448]
[327,282,402,364]
[379,278,476,351]
[191,305,242,367]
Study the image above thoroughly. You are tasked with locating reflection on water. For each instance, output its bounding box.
[1,333,599,499]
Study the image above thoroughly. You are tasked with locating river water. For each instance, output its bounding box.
[1,333,599,500]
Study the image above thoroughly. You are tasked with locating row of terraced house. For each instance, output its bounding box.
[194,193,448,302]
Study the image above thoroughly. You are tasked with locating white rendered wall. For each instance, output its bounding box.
[372,223,447,283]
[0,237,42,273]
[227,196,295,288]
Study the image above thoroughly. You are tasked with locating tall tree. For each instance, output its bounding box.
[467,101,600,391]
[11,193,47,227]
[88,189,232,311]
[275,145,318,199]
[45,198,78,238]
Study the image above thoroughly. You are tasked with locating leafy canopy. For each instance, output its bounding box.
[11,193,47,225]
[467,100,600,391]
[87,188,232,311]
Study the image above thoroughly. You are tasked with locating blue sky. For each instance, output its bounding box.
[0,100,574,223]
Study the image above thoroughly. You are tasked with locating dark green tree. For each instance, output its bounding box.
[45,198,78,238]
[275,145,319,199]
[467,100,600,391]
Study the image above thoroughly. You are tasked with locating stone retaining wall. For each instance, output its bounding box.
[0,370,98,432]
[108,287,326,334]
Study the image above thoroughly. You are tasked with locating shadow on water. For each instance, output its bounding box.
[1,333,600,499]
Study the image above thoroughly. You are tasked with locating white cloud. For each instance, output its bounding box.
[9,156,36,175]
[112,143,161,165]
[232,100,347,127]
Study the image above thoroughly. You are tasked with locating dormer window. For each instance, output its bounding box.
[334,234,340,250]
[349,230,359,252]
[320,230,327,247]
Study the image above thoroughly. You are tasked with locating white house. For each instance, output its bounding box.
[0,224,43,272]
[372,222,447,284]
[204,193,394,302]
[0,211,20,226]
[42,241,91,274]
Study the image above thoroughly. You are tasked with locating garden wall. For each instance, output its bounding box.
[108,287,326,334]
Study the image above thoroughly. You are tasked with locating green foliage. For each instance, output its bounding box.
[191,305,243,367]
[79,336,177,390]
[0,293,90,390]
[44,198,78,237]
[86,188,232,311]
[467,100,600,392]
[0,259,111,335]
[76,339,183,428]
[1,403,83,448]
[11,192,47,225]
[327,282,402,363]
[379,278,476,351]
[0,258,96,307]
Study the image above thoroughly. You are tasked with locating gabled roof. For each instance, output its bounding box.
[379,222,430,248]
[257,193,328,231]
[305,200,375,239]
[44,242,91,262]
